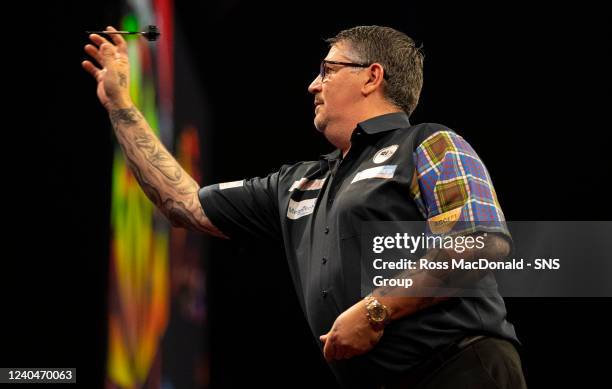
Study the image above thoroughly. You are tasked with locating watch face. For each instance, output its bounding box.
[370,303,386,321]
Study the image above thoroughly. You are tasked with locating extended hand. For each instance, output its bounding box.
[82,26,131,110]
[320,300,384,361]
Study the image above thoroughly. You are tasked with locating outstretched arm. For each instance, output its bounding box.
[82,26,225,237]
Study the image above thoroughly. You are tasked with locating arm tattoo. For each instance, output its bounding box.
[110,107,141,127]
[164,197,210,231]
[109,105,213,233]
[133,128,183,182]
[118,73,127,88]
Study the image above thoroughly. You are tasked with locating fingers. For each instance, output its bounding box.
[323,337,336,361]
[98,42,120,66]
[106,26,128,54]
[85,27,126,70]
[81,60,101,79]
[321,332,342,361]
[321,334,357,361]
[87,27,127,56]
[88,33,112,48]
[88,34,116,67]
[322,337,353,361]
[84,44,102,66]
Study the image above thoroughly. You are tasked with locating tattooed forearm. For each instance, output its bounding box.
[133,128,183,182]
[119,73,127,88]
[163,197,211,232]
[108,104,222,235]
[110,107,141,127]
[117,141,163,207]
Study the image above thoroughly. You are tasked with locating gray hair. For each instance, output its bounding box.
[326,26,424,116]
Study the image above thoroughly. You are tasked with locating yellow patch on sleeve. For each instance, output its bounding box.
[428,207,462,234]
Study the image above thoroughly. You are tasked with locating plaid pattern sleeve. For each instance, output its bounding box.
[410,130,510,237]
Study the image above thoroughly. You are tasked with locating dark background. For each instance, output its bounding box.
[4,1,611,388]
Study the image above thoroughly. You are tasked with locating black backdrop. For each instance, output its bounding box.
[5,1,611,388]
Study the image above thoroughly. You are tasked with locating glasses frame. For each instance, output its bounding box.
[319,60,389,81]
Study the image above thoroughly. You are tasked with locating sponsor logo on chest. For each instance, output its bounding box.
[372,144,399,163]
[286,198,317,220]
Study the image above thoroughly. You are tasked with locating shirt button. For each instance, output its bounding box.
[322,257,327,264]
[324,226,330,234]
[321,290,328,298]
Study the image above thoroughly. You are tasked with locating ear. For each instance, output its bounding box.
[362,63,386,96]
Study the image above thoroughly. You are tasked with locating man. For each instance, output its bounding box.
[83,25,526,388]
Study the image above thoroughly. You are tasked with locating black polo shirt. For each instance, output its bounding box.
[199,112,518,387]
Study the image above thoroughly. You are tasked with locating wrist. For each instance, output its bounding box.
[106,97,134,111]
[364,295,391,331]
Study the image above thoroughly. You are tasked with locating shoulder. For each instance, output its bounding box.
[390,122,466,157]
[278,160,319,176]
[391,122,459,147]
[409,122,460,145]
[407,123,480,156]
[275,160,321,189]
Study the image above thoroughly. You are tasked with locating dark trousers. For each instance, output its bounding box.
[384,337,527,389]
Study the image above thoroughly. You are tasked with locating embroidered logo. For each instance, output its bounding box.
[428,207,462,234]
[373,145,399,163]
[286,198,317,220]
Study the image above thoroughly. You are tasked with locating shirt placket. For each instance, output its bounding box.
[311,159,338,310]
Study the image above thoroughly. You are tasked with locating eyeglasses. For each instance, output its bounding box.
[319,60,389,81]
[319,60,368,81]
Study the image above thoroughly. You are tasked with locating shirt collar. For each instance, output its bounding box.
[356,111,411,135]
[319,112,410,163]
[321,149,341,160]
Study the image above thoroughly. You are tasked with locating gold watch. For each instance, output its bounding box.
[364,295,390,330]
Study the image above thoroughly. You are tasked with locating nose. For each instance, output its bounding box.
[308,74,322,95]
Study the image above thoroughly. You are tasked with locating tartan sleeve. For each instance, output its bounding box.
[411,130,510,237]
